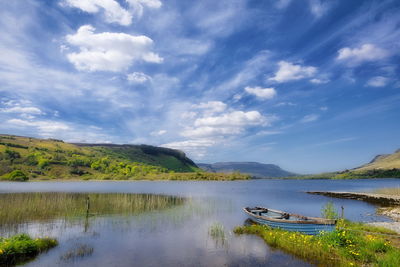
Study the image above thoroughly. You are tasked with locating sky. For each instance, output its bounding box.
[0,0,399,174]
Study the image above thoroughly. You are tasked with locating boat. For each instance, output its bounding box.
[243,206,336,235]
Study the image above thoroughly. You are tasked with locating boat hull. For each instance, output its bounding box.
[248,216,336,235]
[244,207,336,235]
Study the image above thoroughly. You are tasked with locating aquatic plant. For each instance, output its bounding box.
[234,219,400,266]
[60,244,94,261]
[0,193,185,227]
[0,234,57,266]
[208,222,226,246]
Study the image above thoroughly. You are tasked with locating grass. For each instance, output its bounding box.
[208,222,226,246]
[234,219,400,267]
[0,192,185,226]
[0,234,57,266]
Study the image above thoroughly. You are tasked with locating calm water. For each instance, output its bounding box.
[0,178,399,266]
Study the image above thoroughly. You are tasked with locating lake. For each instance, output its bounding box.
[0,178,399,266]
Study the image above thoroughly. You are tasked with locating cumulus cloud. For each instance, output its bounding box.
[181,110,273,139]
[366,76,389,87]
[65,25,162,72]
[337,44,388,65]
[127,72,151,83]
[64,0,133,26]
[300,114,319,123]
[269,61,317,83]
[245,86,277,100]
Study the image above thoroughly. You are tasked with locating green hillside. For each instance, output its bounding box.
[292,148,400,179]
[0,134,209,181]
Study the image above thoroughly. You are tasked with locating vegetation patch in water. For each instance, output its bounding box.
[0,234,57,266]
[60,244,94,261]
[208,222,227,246]
[234,219,400,266]
[0,193,185,226]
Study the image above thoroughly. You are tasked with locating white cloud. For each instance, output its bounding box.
[244,86,277,100]
[310,78,329,84]
[161,139,216,158]
[64,0,133,26]
[194,111,266,128]
[66,25,163,72]
[192,101,227,114]
[150,129,166,136]
[366,76,389,87]
[308,0,329,18]
[337,44,388,65]
[127,72,151,83]
[181,110,275,139]
[7,119,70,133]
[0,106,43,115]
[269,61,317,83]
[320,106,328,111]
[300,114,319,123]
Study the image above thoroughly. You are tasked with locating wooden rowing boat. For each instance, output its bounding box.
[243,206,336,235]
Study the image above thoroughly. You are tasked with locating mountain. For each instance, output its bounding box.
[197,162,297,178]
[0,134,200,180]
[354,148,400,171]
[299,148,400,179]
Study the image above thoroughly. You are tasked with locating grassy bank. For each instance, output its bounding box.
[0,234,57,266]
[234,220,400,266]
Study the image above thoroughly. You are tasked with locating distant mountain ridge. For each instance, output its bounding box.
[197,162,296,178]
[354,148,400,171]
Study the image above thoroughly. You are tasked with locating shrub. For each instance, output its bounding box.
[2,170,28,181]
[0,234,57,266]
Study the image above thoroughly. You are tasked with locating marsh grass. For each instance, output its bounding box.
[0,233,57,266]
[60,244,94,261]
[373,187,400,196]
[234,219,400,266]
[208,222,226,246]
[0,193,185,226]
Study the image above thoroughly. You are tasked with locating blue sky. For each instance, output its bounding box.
[0,0,399,173]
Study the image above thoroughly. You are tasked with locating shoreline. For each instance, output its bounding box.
[307,190,400,233]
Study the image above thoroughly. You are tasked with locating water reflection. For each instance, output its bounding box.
[0,192,311,266]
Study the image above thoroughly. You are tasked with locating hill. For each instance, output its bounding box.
[1,134,240,181]
[295,148,400,179]
[197,162,297,178]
